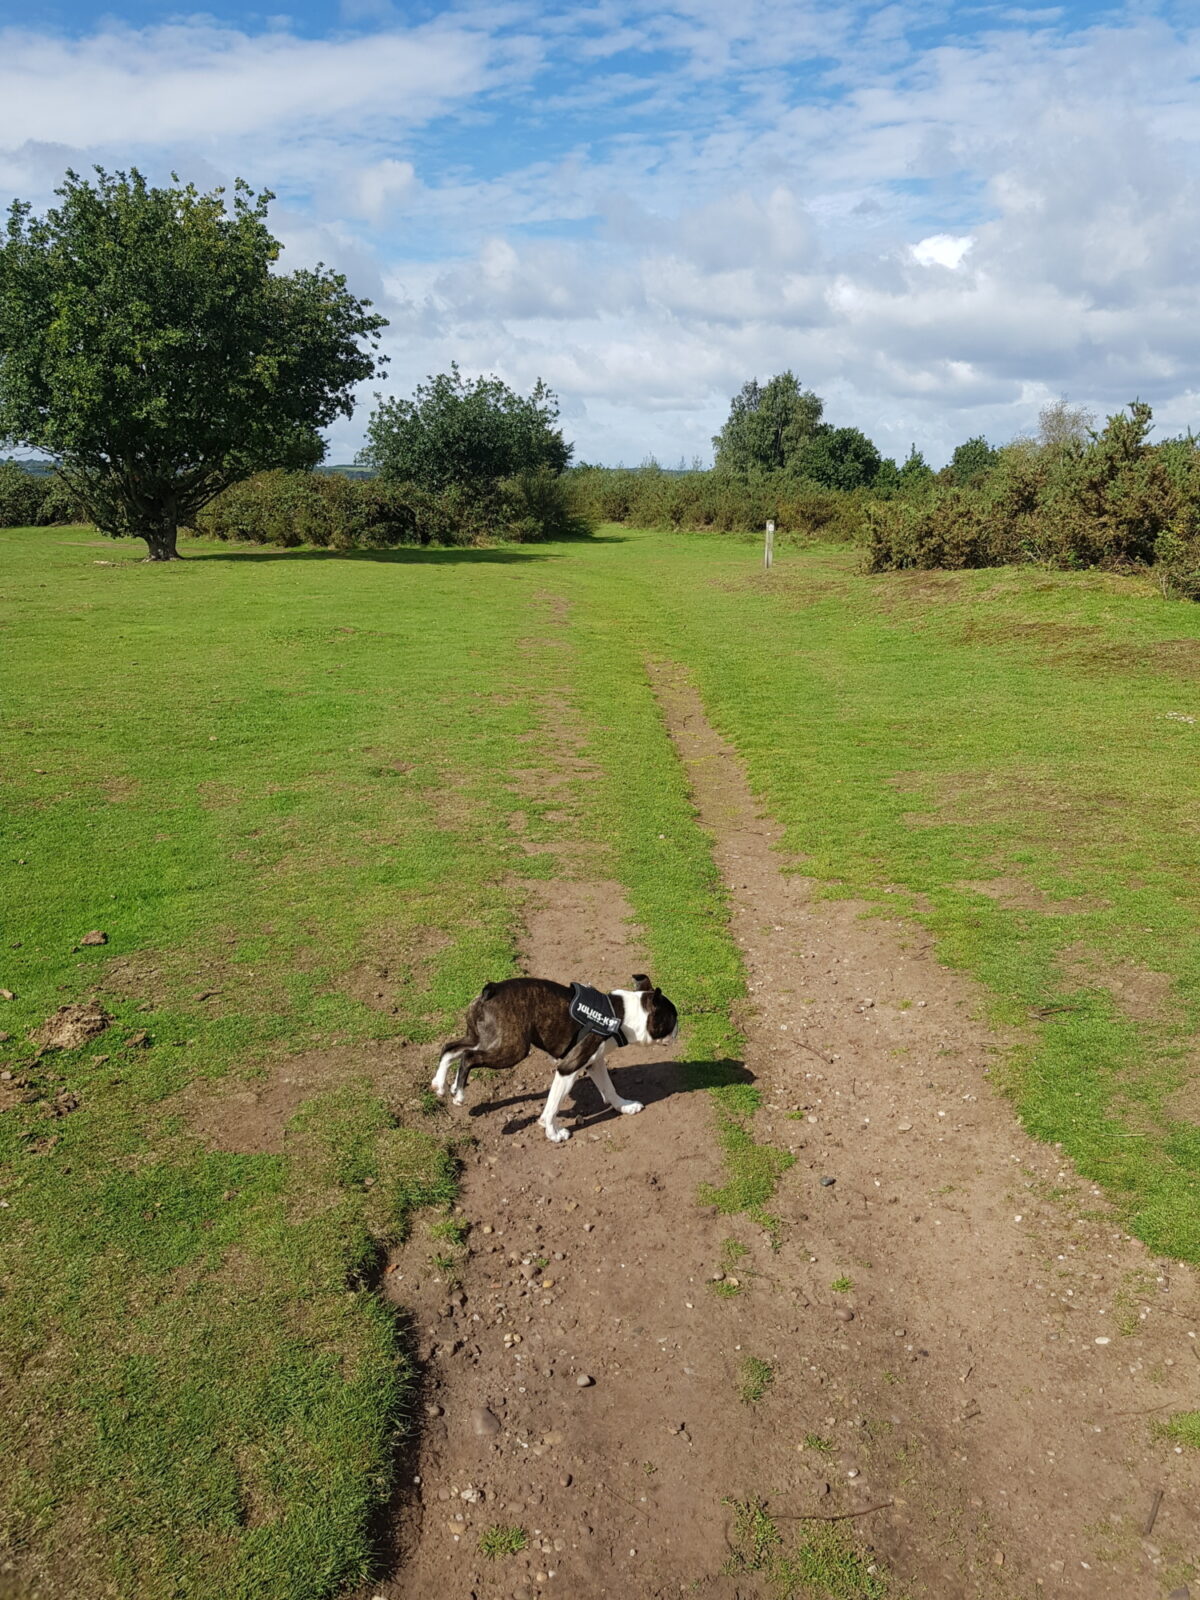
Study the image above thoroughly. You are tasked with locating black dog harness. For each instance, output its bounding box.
[568,982,629,1047]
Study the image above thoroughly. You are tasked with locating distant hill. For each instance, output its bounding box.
[317,463,375,479]
[1,457,57,477]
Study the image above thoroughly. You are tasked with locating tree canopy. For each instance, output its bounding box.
[711,372,825,475]
[360,364,571,491]
[0,168,387,558]
[712,372,894,491]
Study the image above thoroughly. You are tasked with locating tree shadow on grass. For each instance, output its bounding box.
[186,543,558,565]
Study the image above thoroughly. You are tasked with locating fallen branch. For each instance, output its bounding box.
[794,1041,832,1065]
[1142,1489,1164,1538]
[774,1500,894,1524]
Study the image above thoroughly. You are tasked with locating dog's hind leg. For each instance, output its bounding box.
[448,1039,527,1107]
[587,1052,643,1118]
[432,1038,470,1098]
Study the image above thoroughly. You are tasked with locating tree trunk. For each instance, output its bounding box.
[143,514,180,561]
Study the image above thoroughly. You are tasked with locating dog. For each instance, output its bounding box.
[432,974,679,1143]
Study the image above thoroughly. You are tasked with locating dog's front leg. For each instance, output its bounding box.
[538,1036,601,1143]
[587,1054,643,1118]
[539,1067,582,1143]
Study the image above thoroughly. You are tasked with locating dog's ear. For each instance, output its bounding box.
[631,973,653,991]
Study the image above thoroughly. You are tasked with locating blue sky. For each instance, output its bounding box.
[3,1,1200,465]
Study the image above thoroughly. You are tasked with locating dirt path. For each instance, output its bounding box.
[357,664,1199,1600]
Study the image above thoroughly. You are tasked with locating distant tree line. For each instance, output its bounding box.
[3,169,1200,594]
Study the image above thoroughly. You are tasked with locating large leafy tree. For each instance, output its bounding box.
[0,169,387,559]
[712,372,825,474]
[360,364,571,490]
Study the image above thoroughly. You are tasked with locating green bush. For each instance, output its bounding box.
[193,468,592,549]
[867,402,1200,589]
[568,465,874,540]
[0,461,81,527]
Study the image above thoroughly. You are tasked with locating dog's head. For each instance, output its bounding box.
[629,973,679,1043]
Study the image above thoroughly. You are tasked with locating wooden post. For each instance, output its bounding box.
[764,519,775,570]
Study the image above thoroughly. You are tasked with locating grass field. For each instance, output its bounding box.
[3,523,1199,1595]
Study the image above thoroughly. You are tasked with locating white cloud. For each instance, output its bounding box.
[0,20,505,149]
[912,233,974,269]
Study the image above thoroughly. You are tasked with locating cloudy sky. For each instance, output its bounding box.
[2,0,1198,466]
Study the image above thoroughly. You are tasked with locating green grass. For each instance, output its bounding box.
[0,532,554,1596]
[831,1276,854,1294]
[547,533,1200,1263]
[477,1524,528,1558]
[723,1497,887,1599]
[6,519,1200,1596]
[738,1356,775,1404]
[1155,1412,1200,1451]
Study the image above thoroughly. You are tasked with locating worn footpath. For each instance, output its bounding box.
[352,658,1199,1600]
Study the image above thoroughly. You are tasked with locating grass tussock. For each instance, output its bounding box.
[723,1497,888,1598]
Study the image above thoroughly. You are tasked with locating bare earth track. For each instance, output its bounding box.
[352,665,1199,1600]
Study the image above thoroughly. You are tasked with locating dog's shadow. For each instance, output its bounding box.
[470,1056,755,1136]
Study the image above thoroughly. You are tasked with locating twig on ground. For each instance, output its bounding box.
[1107,1401,1180,1417]
[773,1500,894,1524]
[1142,1489,1164,1538]
[794,1041,832,1065]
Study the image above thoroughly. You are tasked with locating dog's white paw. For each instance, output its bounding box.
[618,1100,644,1116]
[452,1090,466,1106]
[543,1123,571,1143]
[430,1079,446,1097]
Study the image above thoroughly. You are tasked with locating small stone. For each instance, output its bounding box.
[425,1403,443,1418]
[817,1481,830,1497]
[79,930,108,947]
[833,1307,855,1323]
[559,1474,572,1487]
[0,990,14,1002]
[846,1468,859,1478]
[471,1406,501,1436]
[576,1373,594,1387]
[993,1552,1005,1567]
[897,1121,913,1132]
[820,1175,836,1187]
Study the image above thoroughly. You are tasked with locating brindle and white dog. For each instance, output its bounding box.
[431,974,679,1142]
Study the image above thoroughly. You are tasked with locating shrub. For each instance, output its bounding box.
[867,402,1200,591]
[0,461,48,526]
[568,466,876,541]
[193,469,592,549]
[0,461,83,527]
